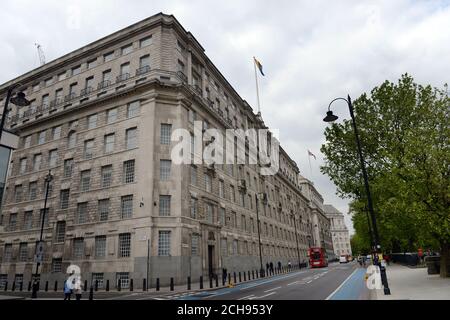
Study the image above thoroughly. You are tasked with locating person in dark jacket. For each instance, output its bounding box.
[270,262,274,275]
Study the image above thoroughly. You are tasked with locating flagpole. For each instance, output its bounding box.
[253,57,261,114]
[308,152,313,181]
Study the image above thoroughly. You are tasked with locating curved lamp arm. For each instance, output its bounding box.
[327,97,349,112]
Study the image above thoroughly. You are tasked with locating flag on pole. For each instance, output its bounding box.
[253,57,265,76]
[308,149,316,160]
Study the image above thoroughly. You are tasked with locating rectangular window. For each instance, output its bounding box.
[118,233,131,257]
[101,165,113,188]
[139,55,150,68]
[233,240,238,255]
[127,101,140,118]
[49,149,58,167]
[204,174,212,192]
[45,77,54,86]
[120,62,130,77]
[77,202,87,223]
[87,114,98,129]
[60,189,70,209]
[24,135,31,148]
[221,238,227,256]
[103,51,114,62]
[24,211,33,230]
[104,134,115,154]
[63,159,73,178]
[160,124,172,145]
[38,131,46,145]
[52,258,62,273]
[87,58,97,69]
[159,195,171,216]
[230,185,235,202]
[80,170,91,192]
[116,272,129,289]
[92,273,104,289]
[107,108,117,123]
[219,207,225,226]
[9,213,17,231]
[39,209,49,227]
[126,127,137,149]
[85,77,94,91]
[206,204,213,223]
[84,139,94,159]
[98,199,110,221]
[68,131,76,149]
[188,109,196,123]
[140,35,152,47]
[160,160,171,180]
[55,221,66,243]
[73,238,84,259]
[191,234,199,255]
[71,65,81,76]
[42,94,49,107]
[19,158,27,174]
[121,195,133,219]
[3,244,12,262]
[123,160,135,183]
[14,185,22,203]
[121,44,133,55]
[69,83,77,95]
[219,180,224,198]
[52,126,61,140]
[158,231,171,256]
[14,274,23,288]
[57,72,66,81]
[95,236,106,258]
[190,166,197,185]
[190,197,197,218]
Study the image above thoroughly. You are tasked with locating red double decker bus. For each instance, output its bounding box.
[308,247,328,268]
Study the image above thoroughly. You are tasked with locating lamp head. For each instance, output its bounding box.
[10,92,31,107]
[323,110,338,122]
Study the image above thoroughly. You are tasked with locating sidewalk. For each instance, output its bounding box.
[373,263,450,300]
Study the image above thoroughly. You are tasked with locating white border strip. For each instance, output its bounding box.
[325,267,359,300]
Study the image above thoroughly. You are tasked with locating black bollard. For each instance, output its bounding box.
[209,276,213,288]
[12,281,15,291]
[4,281,7,291]
[228,273,231,285]
[156,278,160,291]
[252,270,255,279]
[84,280,87,291]
[130,279,133,291]
[248,271,250,281]
[89,285,93,300]
[222,274,226,286]
[215,275,219,287]
[45,281,48,292]
[20,281,23,291]
[28,281,31,291]
[117,280,121,292]
[239,272,242,283]
[170,278,174,291]
[187,277,191,290]
[95,280,98,291]
[106,280,110,291]
[54,281,58,292]
[199,276,203,289]
[243,272,246,281]
[233,272,236,284]
[143,279,147,291]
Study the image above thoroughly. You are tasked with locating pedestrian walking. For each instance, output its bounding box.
[270,262,274,275]
[75,282,83,300]
[64,279,72,300]
[288,261,292,270]
[222,268,227,283]
[277,261,282,272]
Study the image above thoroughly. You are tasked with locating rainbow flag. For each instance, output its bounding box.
[254,57,265,76]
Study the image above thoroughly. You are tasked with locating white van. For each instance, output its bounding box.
[339,255,348,263]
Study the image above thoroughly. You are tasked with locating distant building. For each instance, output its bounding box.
[324,205,352,257]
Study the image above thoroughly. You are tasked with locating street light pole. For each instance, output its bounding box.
[291,212,301,268]
[324,95,391,295]
[0,84,30,142]
[255,193,265,277]
[31,170,53,299]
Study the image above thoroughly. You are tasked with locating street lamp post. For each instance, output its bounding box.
[323,95,390,295]
[31,170,53,299]
[290,212,301,269]
[1,84,30,141]
[255,193,266,277]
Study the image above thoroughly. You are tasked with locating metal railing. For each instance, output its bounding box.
[97,80,111,90]
[116,73,130,83]
[136,65,150,76]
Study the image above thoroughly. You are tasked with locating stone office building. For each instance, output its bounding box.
[324,205,352,257]
[0,13,329,289]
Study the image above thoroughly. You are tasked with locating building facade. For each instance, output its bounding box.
[0,13,329,290]
[324,205,352,257]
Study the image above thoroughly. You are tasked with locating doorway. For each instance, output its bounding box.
[208,245,215,277]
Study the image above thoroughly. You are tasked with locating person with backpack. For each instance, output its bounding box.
[64,279,73,300]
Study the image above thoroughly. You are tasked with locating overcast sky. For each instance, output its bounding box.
[2,0,450,234]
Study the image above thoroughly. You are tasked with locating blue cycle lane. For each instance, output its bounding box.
[327,267,368,300]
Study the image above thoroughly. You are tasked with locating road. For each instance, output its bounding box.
[0,261,370,300]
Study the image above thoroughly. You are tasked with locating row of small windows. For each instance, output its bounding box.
[20,101,139,150]
[27,35,152,94]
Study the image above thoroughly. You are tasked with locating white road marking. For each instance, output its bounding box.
[306,280,313,284]
[264,286,281,292]
[287,281,300,286]
[238,295,255,300]
[325,267,358,300]
[248,292,276,300]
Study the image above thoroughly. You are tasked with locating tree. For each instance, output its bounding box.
[320,74,450,277]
